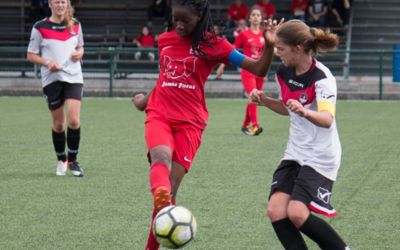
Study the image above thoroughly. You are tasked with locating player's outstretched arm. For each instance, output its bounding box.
[239,18,284,77]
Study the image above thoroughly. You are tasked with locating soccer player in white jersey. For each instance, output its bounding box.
[27,0,84,177]
[250,20,350,249]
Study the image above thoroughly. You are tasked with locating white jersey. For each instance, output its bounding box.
[27,18,84,87]
[276,59,341,181]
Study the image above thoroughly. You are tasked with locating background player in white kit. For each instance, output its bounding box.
[27,0,84,177]
[250,20,350,249]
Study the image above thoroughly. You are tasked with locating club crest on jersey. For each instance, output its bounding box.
[299,93,308,104]
[163,55,197,82]
[317,187,332,204]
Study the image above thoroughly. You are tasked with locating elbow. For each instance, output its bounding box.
[320,119,334,128]
[321,123,332,129]
[26,54,33,63]
[256,72,266,77]
[254,67,268,77]
[257,69,268,77]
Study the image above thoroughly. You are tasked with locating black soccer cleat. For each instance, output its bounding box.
[69,161,84,177]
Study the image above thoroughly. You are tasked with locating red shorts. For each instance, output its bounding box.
[241,74,264,94]
[145,112,203,171]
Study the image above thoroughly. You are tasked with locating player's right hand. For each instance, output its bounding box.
[132,93,147,111]
[47,61,61,72]
[249,89,265,105]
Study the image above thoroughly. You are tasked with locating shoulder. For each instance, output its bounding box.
[207,34,234,50]
[33,18,49,29]
[157,30,181,48]
[237,29,248,39]
[314,60,334,82]
[158,31,175,41]
[72,18,80,25]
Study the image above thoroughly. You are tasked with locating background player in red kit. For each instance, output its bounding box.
[132,0,280,249]
[27,0,84,177]
[216,6,266,136]
[250,20,350,249]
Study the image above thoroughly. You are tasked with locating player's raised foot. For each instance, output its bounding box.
[56,160,67,176]
[69,161,84,177]
[153,186,171,213]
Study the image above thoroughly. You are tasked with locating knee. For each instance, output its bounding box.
[287,207,308,228]
[68,119,80,129]
[151,151,172,168]
[267,203,286,221]
[53,123,65,132]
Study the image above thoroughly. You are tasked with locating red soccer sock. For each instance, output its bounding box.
[145,208,159,250]
[248,103,258,128]
[149,163,171,194]
[172,198,176,205]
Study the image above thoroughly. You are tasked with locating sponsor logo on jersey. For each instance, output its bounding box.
[52,25,67,30]
[163,55,197,82]
[288,79,304,88]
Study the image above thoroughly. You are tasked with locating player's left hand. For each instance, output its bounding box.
[71,49,83,62]
[286,99,308,117]
[263,18,284,46]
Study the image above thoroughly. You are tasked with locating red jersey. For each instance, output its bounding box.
[255,1,276,18]
[146,30,234,129]
[134,34,155,47]
[227,3,249,21]
[234,29,265,77]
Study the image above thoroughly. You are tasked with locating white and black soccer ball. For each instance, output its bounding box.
[153,205,197,249]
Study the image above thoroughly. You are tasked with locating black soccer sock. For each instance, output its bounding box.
[272,218,308,250]
[52,130,66,162]
[300,214,347,250]
[67,127,80,162]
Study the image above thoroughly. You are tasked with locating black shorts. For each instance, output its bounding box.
[43,81,83,110]
[269,160,337,217]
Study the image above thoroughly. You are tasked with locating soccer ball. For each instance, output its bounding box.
[153,205,197,249]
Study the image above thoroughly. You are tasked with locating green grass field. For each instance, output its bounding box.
[1,97,399,250]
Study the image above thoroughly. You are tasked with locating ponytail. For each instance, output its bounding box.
[276,20,338,55]
[309,27,338,54]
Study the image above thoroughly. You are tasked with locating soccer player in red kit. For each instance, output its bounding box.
[217,6,266,136]
[132,1,280,249]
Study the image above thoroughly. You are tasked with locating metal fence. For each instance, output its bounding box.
[1,46,399,99]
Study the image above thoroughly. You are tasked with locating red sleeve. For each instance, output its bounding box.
[209,37,235,64]
[234,32,244,49]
